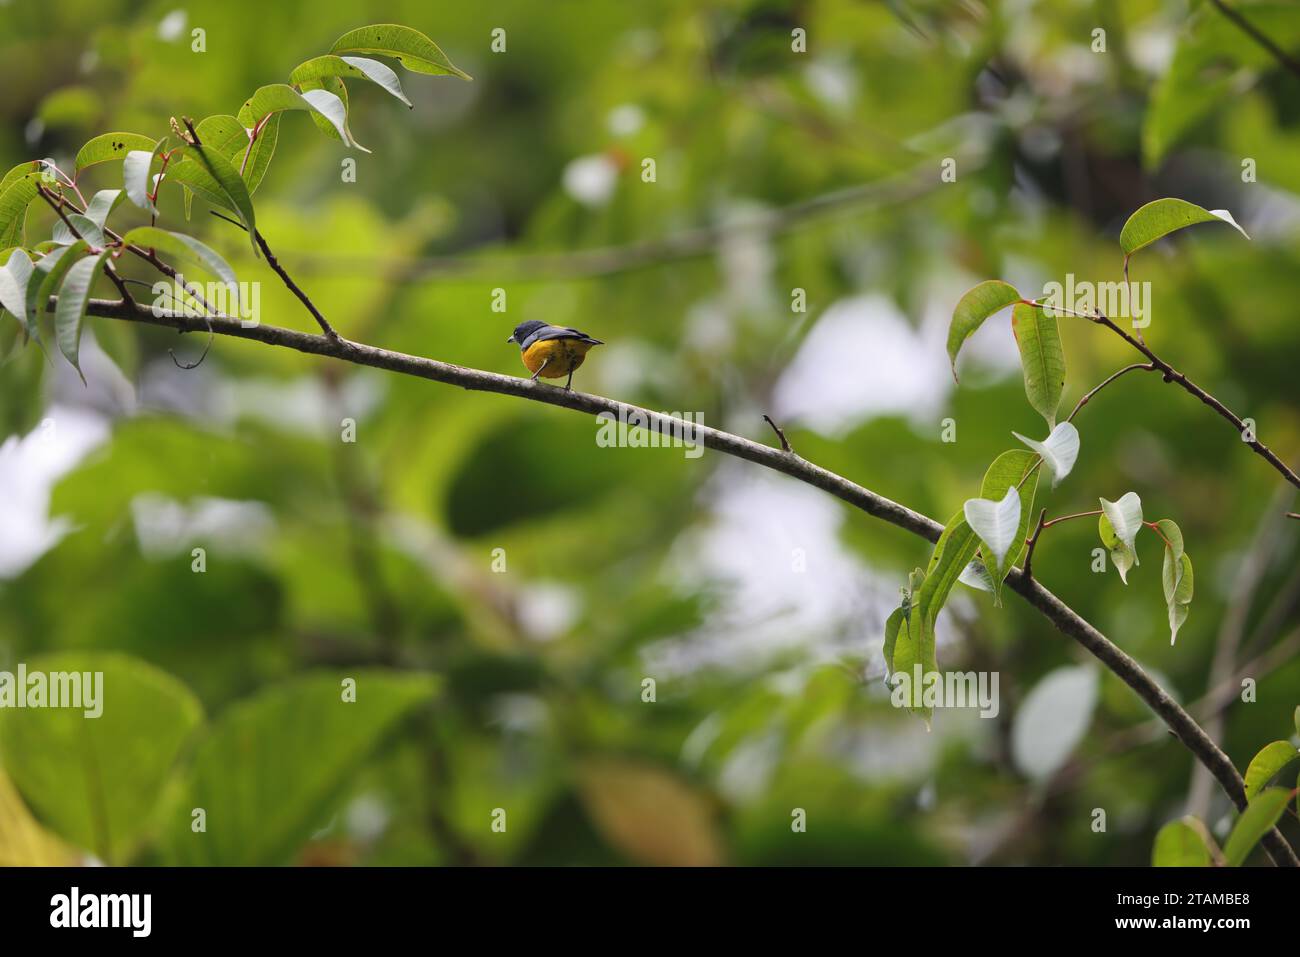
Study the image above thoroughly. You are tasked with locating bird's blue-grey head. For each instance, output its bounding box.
[506,319,548,347]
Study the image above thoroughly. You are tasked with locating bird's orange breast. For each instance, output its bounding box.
[521,338,594,377]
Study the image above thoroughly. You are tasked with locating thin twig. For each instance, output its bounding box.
[1022,508,1048,579]
[102,262,134,307]
[1089,311,1300,489]
[763,414,794,453]
[209,210,339,339]
[35,186,88,246]
[60,293,1300,867]
[1209,0,1300,79]
[1014,363,1157,491]
[1065,362,1157,423]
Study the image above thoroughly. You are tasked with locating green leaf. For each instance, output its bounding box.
[1143,6,1300,166]
[190,114,279,195]
[82,189,125,229]
[0,160,45,195]
[1098,512,1137,584]
[1152,816,1214,867]
[1243,741,1300,801]
[882,605,907,678]
[73,132,158,177]
[236,84,366,152]
[164,671,437,865]
[289,54,413,108]
[119,227,240,312]
[54,250,106,378]
[1154,517,1191,643]
[239,112,279,193]
[1154,518,1184,562]
[1223,787,1291,867]
[122,137,167,213]
[1162,551,1193,645]
[892,512,981,721]
[166,159,235,214]
[0,652,203,864]
[24,241,87,336]
[1119,198,1250,257]
[947,280,1019,381]
[919,513,980,621]
[329,23,472,80]
[978,449,1040,605]
[1011,303,1065,427]
[0,171,47,248]
[186,144,257,253]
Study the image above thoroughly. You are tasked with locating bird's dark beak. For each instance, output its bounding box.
[505,335,515,344]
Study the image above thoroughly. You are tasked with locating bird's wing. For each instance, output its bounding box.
[520,325,603,349]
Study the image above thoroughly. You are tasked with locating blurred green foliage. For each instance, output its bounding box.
[0,0,1298,866]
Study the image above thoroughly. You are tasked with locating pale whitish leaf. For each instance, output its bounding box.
[119,227,240,313]
[1012,665,1098,780]
[123,139,165,213]
[1012,422,1080,488]
[289,55,413,108]
[24,241,86,335]
[1100,492,1143,555]
[963,487,1021,571]
[82,189,125,229]
[51,213,104,249]
[1208,209,1250,240]
[300,88,370,154]
[958,560,994,593]
[54,252,105,377]
[978,450,1039,607]
[0,248,34,322]
[236,84,368,153]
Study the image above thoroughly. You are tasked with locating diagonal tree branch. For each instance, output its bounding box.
[1088,312,1300,490]
[1209,0,1300,80]
[68,294,1299,866]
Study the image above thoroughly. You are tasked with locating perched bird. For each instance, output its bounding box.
[506,320,603,391]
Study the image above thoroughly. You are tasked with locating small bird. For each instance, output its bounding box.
[506,320,603,391]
